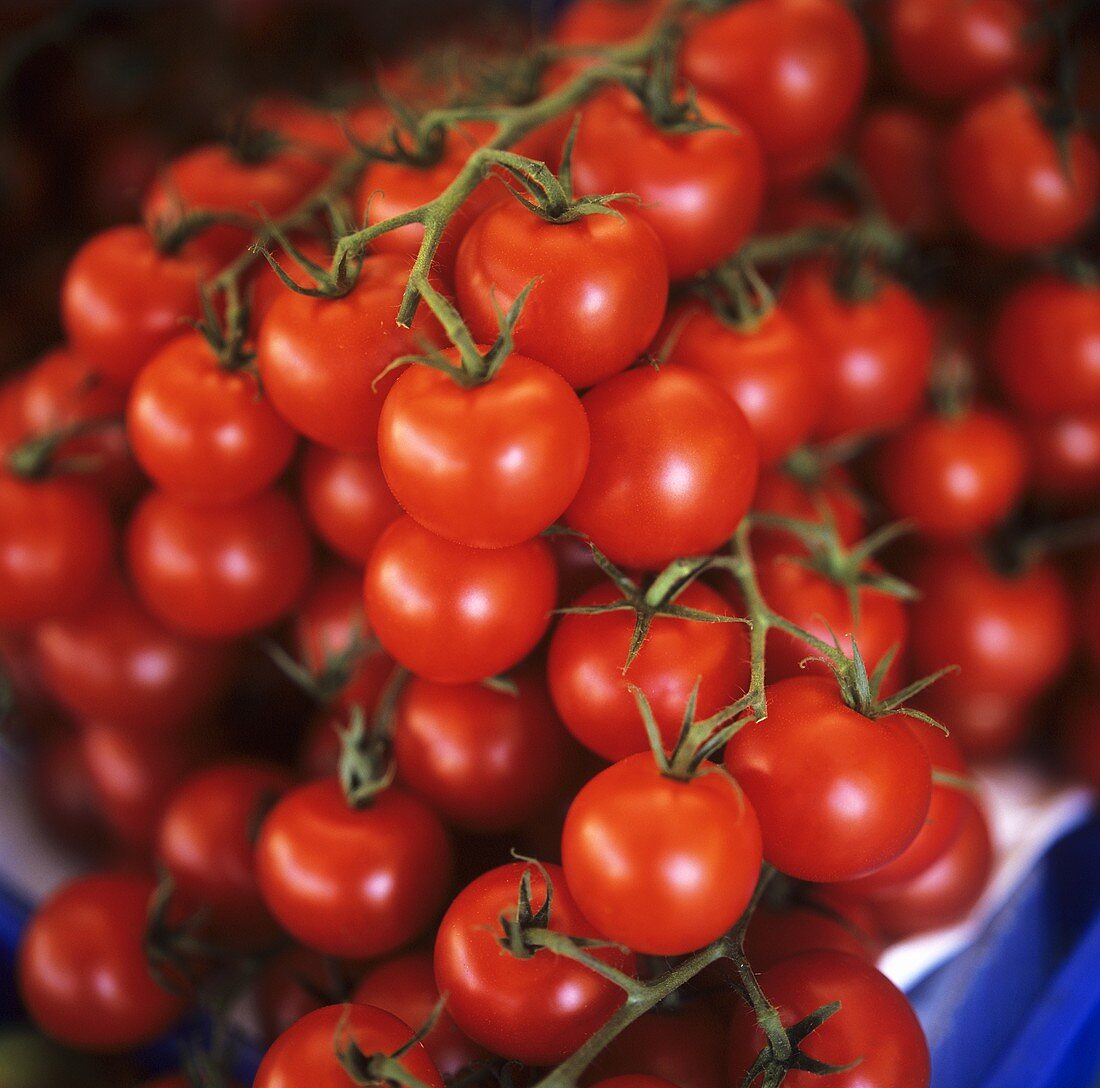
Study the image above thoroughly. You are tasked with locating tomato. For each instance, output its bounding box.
[127,333,296,505]
[682,0,868,184]
[434,861,635,1064]
[256,253,445,454]
[783,264,933,442]
[885,0,1046,103]
[562,752,762,955]
[744,896,883,972]
[913,683,1034,761]
[1027,413,1100,503]
[877,408,1028,539]
[255,777,453,958]
[751,465,866,552]
[248,96,359,158]
[990,275,1100,419]
[570,87,764,279]
[60,225,209,389]
[353,951,489,1078]
[394,672,569,832]
[454,200,668,389]
[255,1004,442,1088]
[300,442,402,565]
[944,88,1100,252]
[565,367,758,570]
[248,234,334,333]
[378,349,590,548]
[18,874,187,1052]
[256,947,352,1042]
[28,730,113,860]
[157,760,293,950]
[727,950,930,1088]
[127,488,312,638]
[724,677,932,882]
[33,576,232,733]
[548,581,749,761]
[552,0,666,44]
[364,516,556,683]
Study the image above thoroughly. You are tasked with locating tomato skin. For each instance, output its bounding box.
[682,0,868,183]
[990,276,1100,419]
[127,488,312,638]
[1027,413,1100,504]
[255,777,453,959]
[378,350,590,548]
[547,581,749,761]
[877,409,1029,540]
[255,1004,443,1088]
[565,367,758,570]
[661,299,823,465]
[570,87,765,279]
[434,861,635,1064]
[255,946,350,1042]
[744,898,883,972]
[727,950,930,1088]
[127,333,296,505]
[563,753,763,955]
[18,874,188,1052]
[454,201,669,389]
[784,265,933,442]
[248,234,334,333]
[751,466,866,552]
[724,677,932,882]
[256,254,445,454]
[914,683,1033,761]
[364,516,556,683]
[552,0,665,44]
[944,88,1100,253]
[60,225,209,389]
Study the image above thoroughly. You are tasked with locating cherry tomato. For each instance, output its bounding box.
[1027,413,1100,503]
[751,465,866,552]
[378,349,590,548]
[434,861,635,1064]
[565,366,758,570]
[364,516,556,683]
[18,874,187,1052]
[552,0,665,44]
[255,777,453,958]
[913,683,1034,761]
[724,677,932,882]
[744,896,883,972]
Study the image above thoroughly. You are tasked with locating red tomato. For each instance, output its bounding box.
[944,88,1100,252]
[378,349,590,548]
[913,683,1034,761]
[255,1004,442,1088]
[256,253,445,454]
[751,466,866,552]
[255,777,453,959]
[547,581,749,761]
[18,874,187,1052]
[255,947,351,1042]
[682,0,869,183]
[300,442,402,565]
[248,234,334,333]
[248,96,358,157]
[364,516,556,683]
[552,0,665,44]
[60,225,209,389]
[727,950,930,1088]
[127,488,312,638]
[744,897,883,972]
[783,264,933,442]
[724,677,932,882]
[563,752,763,955]
[434,861,635,1064]
[1027,413,1100,503]
[570,87,764,279]
[454,200,668,389]
[565,367,758,570]
[127,333,296,505]
[28,730,113,860]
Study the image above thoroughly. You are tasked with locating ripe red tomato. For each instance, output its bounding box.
[1027,413,1100,503]
[18,874,187,1052]
[547,581,749,761]
[944,88,1100,252]
[364,516,556,683]
[744,897,883,972]
[378,349,590,548]
[562,752,763,955]
[727,950,930,1088]
[570,87,764,279]
[434,861,635,1064]
[724,677,932,882]
[255,1004,443,1088]
[60,225,209,389]
[552,0,665,44]
[751,465,866,552]
[682,0,868,183]
[913,683,1034,761]
[783,264,933,442]
[255,777,453,958]
[454,200,668,389]
[565,367,758,570]
[127,488,312,638]
[255,253,445,454]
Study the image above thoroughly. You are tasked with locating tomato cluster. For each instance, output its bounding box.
[2,0,1099,1085]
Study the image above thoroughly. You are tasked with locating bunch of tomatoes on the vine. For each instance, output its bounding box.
[1,0,1099,1085]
